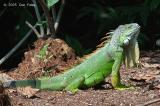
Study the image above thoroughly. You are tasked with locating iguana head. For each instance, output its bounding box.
[118,23,140,46]
[117,23,140,67]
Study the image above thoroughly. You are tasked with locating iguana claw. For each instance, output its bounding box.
[115,84,134,90]
[66,89,79,95]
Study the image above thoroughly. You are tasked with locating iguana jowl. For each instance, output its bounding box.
[2,23,140,93]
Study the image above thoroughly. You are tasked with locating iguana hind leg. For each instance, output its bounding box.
[64,76,85,94]
[84,72,104,87]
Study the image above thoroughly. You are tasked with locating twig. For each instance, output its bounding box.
[47,27,50,35]
[156,39,160,46]
[54,0,65,31]
[38,0,56,38]
[0,0,12,17]
[136,98,160,106]
[52,6,56,23]
[0,25,37,65]
[0,5,7,17]
[25,21,41,37]
[32,0,44,37]
[0,13,45,66]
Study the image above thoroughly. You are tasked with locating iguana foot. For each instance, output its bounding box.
[66,89,79,95]
[115,84,134,90]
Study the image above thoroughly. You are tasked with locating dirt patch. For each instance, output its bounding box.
[7,38,78,80]
[1,39,160,106]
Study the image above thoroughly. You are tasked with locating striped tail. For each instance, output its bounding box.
[3,80,40,88]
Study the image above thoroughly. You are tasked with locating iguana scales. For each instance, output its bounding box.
[1,23,140,93]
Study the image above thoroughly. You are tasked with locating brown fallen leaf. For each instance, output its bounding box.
[17,87,39,98]
[141,62,160,68]
[154,85,160,89]
[0,73,14,82]
[8,89,17,93]
[143,75,155,82]
[131,74,155,82]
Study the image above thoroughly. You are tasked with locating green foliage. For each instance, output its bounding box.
[77,0,160,49]
[47,0,59,9]
[65,35,92,56]
[36,21,47,26]
[78,3,148,33]
[144,0,160,10]
[36,44,49,59]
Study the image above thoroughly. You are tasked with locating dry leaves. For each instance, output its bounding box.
[0,73,14,82]
[141,62,160,68]
[17,87,39,98]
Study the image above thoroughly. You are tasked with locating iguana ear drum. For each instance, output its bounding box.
[123,39,129,45]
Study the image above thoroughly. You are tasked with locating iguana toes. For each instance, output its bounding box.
[2,23,140,93]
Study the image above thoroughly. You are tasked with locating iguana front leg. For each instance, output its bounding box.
[111,52,130,90]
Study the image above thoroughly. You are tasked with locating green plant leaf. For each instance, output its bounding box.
[36,21,47,26]
[151,0,160,10]
[144,0,160,11]
[47,0,59,9]
[36,44,49,59]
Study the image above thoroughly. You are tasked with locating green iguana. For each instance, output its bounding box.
[1,23,140,93]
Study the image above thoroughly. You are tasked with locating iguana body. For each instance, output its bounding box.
[2,23,140,93]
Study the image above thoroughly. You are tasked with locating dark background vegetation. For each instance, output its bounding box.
[0,0,160,69]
